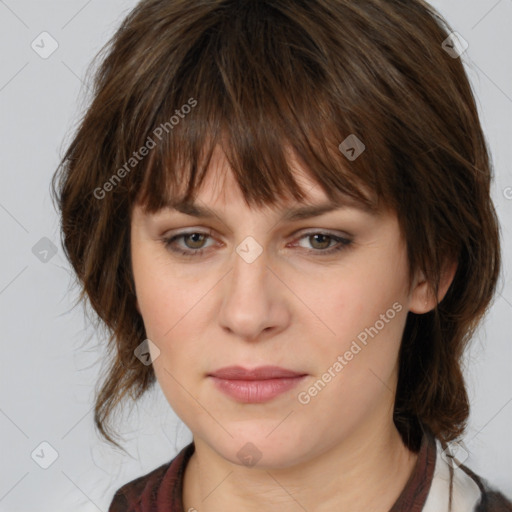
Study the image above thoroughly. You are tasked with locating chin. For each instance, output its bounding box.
[206,428,314,470]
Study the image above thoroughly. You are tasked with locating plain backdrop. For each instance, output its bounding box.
[0,0,511,510]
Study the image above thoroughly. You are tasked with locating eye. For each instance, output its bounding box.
[292,231,353,255]
[160,230,353,257]
[161,231,214,256]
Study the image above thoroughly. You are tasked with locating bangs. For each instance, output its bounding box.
[122,1,395,215]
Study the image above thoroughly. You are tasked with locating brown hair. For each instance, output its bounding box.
[51,0,501,451]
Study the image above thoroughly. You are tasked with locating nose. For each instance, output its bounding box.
[217,244,291,342]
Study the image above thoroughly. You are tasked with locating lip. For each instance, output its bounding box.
[208,366,307,403]
[209,365,305,380]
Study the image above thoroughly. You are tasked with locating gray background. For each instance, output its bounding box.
[0,0,511,510]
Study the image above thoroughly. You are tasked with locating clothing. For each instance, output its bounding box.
[108,429,512,511]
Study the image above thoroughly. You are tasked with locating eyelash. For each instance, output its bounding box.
[160,230,353,257]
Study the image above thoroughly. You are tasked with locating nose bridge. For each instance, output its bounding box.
[228,238,270,308]
[218,237,284,340]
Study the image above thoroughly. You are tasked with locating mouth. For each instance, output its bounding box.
[207,365,308,403]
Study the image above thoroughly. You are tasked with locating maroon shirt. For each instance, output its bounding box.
[108,429,512,511]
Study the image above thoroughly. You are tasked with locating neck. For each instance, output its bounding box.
[183,418,419,512]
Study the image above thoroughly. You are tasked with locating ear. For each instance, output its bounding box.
[408,260,458,314]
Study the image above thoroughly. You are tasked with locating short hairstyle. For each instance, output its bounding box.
[51,0,501,451]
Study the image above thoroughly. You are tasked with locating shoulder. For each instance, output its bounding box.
[460,464,512,512]
[107,442,195,512]
[423,438,512,512]
[108,461,172,512]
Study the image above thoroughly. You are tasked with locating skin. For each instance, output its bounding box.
[130,145,456,512]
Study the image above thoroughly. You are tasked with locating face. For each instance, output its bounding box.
[130,145,427,469]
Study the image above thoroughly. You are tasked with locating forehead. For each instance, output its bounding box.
[160,144,377,217]
[199,151,315,205]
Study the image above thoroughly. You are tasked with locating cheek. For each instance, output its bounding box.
[133,251,203,336]
[294,249,410,386]
[302,263,407,339]
[133,259,217,378]
[299,273,408,420]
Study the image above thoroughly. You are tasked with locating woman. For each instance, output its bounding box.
[52,0,512,510]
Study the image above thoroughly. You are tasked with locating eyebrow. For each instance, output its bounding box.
[162,196,376,221]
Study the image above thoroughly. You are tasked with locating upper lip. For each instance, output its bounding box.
[208,365,306,380]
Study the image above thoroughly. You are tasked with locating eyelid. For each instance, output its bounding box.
[160,226,352,242]
[161,227,354,257]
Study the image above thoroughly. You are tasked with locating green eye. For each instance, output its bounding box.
[161,231,352,257]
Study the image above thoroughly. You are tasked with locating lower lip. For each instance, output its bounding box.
[209,376,307,403]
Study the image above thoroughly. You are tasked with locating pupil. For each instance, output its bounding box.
[312,234,330,249]
[188,233,205,248]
